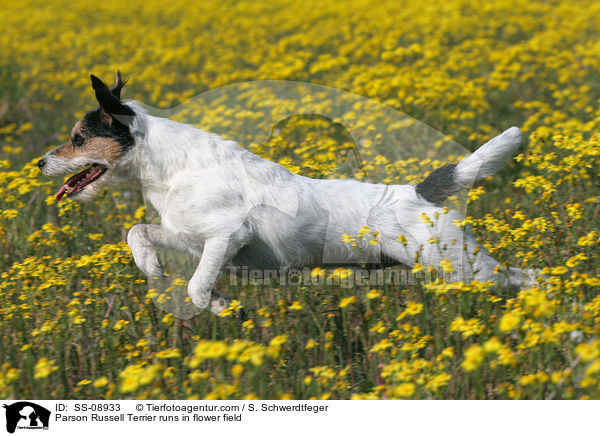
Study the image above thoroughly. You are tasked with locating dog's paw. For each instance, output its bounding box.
[130,241,164,278]
[190,295,210,309]
[188,288,211,310]
[127,225,165,278]
[138,253,165,278]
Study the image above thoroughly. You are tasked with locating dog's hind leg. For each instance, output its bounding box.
[376,205,541,289]
[127,224,191,278]
[454,236,542,289]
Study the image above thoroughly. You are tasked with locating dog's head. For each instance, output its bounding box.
[38,71,136,202]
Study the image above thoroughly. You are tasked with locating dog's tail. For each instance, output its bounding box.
[415,127,522,204]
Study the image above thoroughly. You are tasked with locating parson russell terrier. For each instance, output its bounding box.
[38,72,540,316]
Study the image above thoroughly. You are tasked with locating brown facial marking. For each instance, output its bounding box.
[53,136,123,164]
[83,137,123,161]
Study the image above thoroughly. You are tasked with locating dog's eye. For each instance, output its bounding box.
[72,134,84,147]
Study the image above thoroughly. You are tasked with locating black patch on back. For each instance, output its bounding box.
[415,163,457,204]
[80,109,135,150]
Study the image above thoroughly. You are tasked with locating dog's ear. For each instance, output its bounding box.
[90,74,133,124]
[111,70,127,99]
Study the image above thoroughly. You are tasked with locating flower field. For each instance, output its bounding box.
[1,0,600,399]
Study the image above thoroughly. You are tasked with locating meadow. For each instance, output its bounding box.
[1,0,600,399]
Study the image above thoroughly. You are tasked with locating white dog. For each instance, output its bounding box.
[38,72,539,316]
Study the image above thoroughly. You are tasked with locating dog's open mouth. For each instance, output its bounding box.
[56,163,107,201]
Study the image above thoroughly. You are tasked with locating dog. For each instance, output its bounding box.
[38,71,539,316]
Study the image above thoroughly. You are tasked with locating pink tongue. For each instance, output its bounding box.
[55,167,91,202]
[55,165,107,202]
[56,185,68,202]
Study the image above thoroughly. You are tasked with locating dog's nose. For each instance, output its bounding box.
[37,159,46,169]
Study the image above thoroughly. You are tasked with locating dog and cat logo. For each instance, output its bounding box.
[2,402,50,434]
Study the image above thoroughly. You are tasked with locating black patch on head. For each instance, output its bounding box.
[415,163,457,204]
[90,74,135,119]
[81,72,135,150]
[79,109,135,150]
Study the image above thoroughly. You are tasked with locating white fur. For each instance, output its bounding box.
[43,100,540,313]
[455,126,522,188]
[119,103,539,310]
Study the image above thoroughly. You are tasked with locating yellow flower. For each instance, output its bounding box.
[2,367,21,383]
[450,317,484,338]
[310,267,326,278]
[155,348,181,359]
[369,321,386,333]
[370,339,393,353]
[396,235,408,245]
[565,203,583,219]
[412,263,424,274]
[441,347,454,359]
[161,314,175,326]
[134,206,146,220]
[339,296,356,308]
[419,213,433,225]
[120,377,139,394]
[189,370,210,384]
[366,289,381,299]
[520,288,554,317]
[578,231,598,246]
[341,233,355,243]
[551,371,563,384]
[232,364,244,378]
[461,345,485,372]
[34,358,59,379]
[289,301,304,311]
[205,342,228,359]
[218,300,244,317]
[440,258,454,273]
[113,320,129,331]
[391,383,415,398]
[305,339,319,350]
[269,335,288,347]
[483,337,503,354]
[405,302,423,316]
[585,360,600,377]
[93,377,109,388]
[1,209,18,219]
[499,312,521,332]
[426,373,451,393]
[576,343,600,362]
[72,315,86,325]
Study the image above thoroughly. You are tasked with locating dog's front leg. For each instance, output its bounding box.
[127,224,190,278]
[187,237,232,310]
